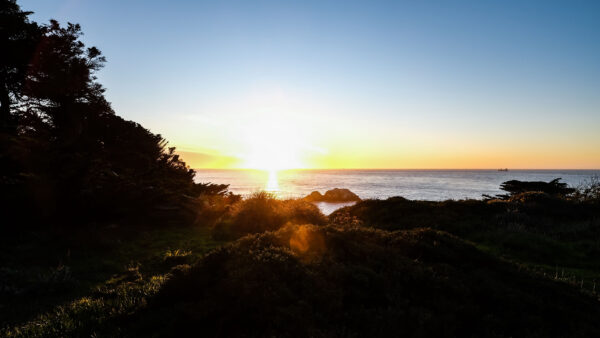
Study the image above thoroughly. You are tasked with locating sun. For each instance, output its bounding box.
[240,118,307,171]
[242,142,303,171]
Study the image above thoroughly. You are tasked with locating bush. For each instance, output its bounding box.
[185,191,240,227]
[499,178,575,198]
[212,192,326,239]
[229,192,286,234]
[506,191,577,216]
[331,197,499,235]
[334,192,600,240]
[574,176,600,203]
[139,224,600,337]
[280,198,328,226]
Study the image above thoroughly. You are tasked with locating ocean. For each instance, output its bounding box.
[194,169,599,202]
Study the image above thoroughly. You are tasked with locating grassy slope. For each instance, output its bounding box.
[3,195,600,336]
[331,197,600,293]
[0,224,223,336]
[133,225,600,337]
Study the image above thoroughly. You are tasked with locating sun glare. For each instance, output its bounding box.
[240,118,307,171]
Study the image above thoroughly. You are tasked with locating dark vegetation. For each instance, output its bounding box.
[0,224,224,335]
[2,1,600,336]
[5,178,600,337]
[212,191,327,239]
[484,178,576,200]
[140,225,600,337]
[0,0,232,333]
[0,0,230,231]
[330,177,600,289]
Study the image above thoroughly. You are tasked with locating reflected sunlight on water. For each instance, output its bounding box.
[266,170,280,193]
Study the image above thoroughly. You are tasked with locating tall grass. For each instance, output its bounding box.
[212,191,327,239]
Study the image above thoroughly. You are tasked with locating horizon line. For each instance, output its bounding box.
[193,168,600,171]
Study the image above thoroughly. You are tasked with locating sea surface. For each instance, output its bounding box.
[194,169,600,214]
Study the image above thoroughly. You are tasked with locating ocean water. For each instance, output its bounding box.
[194,169,600,201]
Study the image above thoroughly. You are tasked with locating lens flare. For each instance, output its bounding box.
[289,225,326,261]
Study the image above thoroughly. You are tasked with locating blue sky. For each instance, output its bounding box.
[20,0,600,168]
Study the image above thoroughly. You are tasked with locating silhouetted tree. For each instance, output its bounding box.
[0,0,226,229]
[21,20,112,139]
[499,178,575,197]
[482,178,576,200]
[0,0,41,131]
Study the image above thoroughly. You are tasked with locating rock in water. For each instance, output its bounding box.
[304,191,325,202]
[323,188,361,202]
[304,188,361,202]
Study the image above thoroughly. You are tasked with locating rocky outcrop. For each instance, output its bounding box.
[304,188,361,202]
[304,191,325,202]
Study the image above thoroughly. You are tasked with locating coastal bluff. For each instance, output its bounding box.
[303,188,361,202]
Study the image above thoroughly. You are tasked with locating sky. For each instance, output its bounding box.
[20,0,600,169]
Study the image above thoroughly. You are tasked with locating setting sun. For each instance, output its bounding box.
[239,118,307,171]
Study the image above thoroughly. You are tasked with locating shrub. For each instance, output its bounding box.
[228,191,286,235]
[279,198,328,226]
[212,192,326,239]
[330,197,498,235]
[139,225,600,337]
[185,191,240,227]
[333,192,600,240]
[573,176,600,203]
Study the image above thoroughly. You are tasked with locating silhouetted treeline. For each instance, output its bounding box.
[482,178,577,200]
[0,0,224,229]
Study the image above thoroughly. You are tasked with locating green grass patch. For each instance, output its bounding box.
[0,224,224,336]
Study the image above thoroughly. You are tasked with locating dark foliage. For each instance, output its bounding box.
[0,0,41,130]
[487,178,576,200]
[334,181,599,238]
[139,225,600,337]
[0,1,223,230]
[331,196,500,235]
[573,175,600,203]
[212,192,327,239]
[330,185,600,278]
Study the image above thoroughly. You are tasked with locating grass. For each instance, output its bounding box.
[131,224,600,337]
[4,275,167,337]
[3,191,600,336]
[0,192,325,335]
[0,224,223,336]
[212,191,327,239]
[472,230,600,294]
[332,195,600,295]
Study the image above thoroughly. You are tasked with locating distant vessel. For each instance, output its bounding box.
[498,168,509,172]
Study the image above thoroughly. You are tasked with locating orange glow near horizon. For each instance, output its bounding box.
[157,77,600,171]
[177,144,600,170]
[169,86,600,171]
[172,118,600,171]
